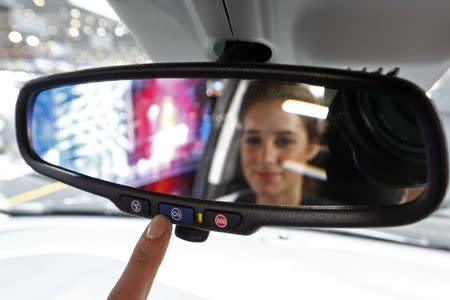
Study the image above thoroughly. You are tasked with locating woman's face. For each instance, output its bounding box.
[240,99,319,205]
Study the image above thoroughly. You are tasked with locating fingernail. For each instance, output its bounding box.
[146,215,169,239]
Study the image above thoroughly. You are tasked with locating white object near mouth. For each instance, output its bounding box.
[282,160,327,181]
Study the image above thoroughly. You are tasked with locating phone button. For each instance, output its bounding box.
[159,203,194,225]
[204,211,242,230]
[120,196,150,217]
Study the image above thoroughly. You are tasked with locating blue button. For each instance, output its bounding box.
[159,203,194,225]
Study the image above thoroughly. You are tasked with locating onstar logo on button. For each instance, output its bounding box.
[171,208,183,221]
[215,214,228,228]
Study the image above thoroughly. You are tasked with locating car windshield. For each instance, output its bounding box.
[1,0,449,251]
[0,0,148,216]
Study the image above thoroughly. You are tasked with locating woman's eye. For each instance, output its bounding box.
[245,136,261,145]
[275,137,295,146]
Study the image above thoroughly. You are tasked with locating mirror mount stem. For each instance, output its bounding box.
[216,40,272,63]
[175,41,271,242]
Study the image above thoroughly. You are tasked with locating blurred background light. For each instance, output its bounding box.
[98,18,108,28]
[26,35,40,47]
[24,9,36,18]
[68,27,80,38]
[8,31,23,43]
[83,26,93,35]
[96,27,106,37]
[114,26,124,37]
[85,15,95,26]
[70,8,81,19]
[33,0,46,7]
[70,19,81,28]
[48,25,58,35]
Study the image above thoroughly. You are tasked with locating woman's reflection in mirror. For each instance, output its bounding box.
[216,80,426,207]
[221,80,331,206]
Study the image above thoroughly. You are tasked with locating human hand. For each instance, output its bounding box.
[108,215,172,300]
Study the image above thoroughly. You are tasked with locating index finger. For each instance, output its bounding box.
[108,215,172,300]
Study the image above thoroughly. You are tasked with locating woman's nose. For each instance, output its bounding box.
[261,142,278,164]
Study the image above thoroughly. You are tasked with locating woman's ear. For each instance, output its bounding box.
[305,143,320,161]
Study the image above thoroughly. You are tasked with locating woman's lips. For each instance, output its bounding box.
[255,171,280,180]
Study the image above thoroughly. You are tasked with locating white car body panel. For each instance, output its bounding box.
[1,216,449,299]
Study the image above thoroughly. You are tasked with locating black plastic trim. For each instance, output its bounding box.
[221,0,235,36]
[15,62,449,235]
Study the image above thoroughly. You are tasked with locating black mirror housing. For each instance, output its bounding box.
[15,63,448,235]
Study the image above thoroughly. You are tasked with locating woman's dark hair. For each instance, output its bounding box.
[238,80,325,143]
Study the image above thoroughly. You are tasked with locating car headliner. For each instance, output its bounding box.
[108,0,450,91]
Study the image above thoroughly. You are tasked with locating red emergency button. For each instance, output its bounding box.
[215,214,228,228]
[205,210,241,230]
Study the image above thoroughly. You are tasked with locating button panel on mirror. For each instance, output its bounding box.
[120,196,151,217]
[159,203,195,225]
[204,210,242,230]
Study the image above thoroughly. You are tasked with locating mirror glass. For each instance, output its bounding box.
[29,78,427,207]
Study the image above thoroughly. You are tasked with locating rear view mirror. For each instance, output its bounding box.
[15,63,448,235]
